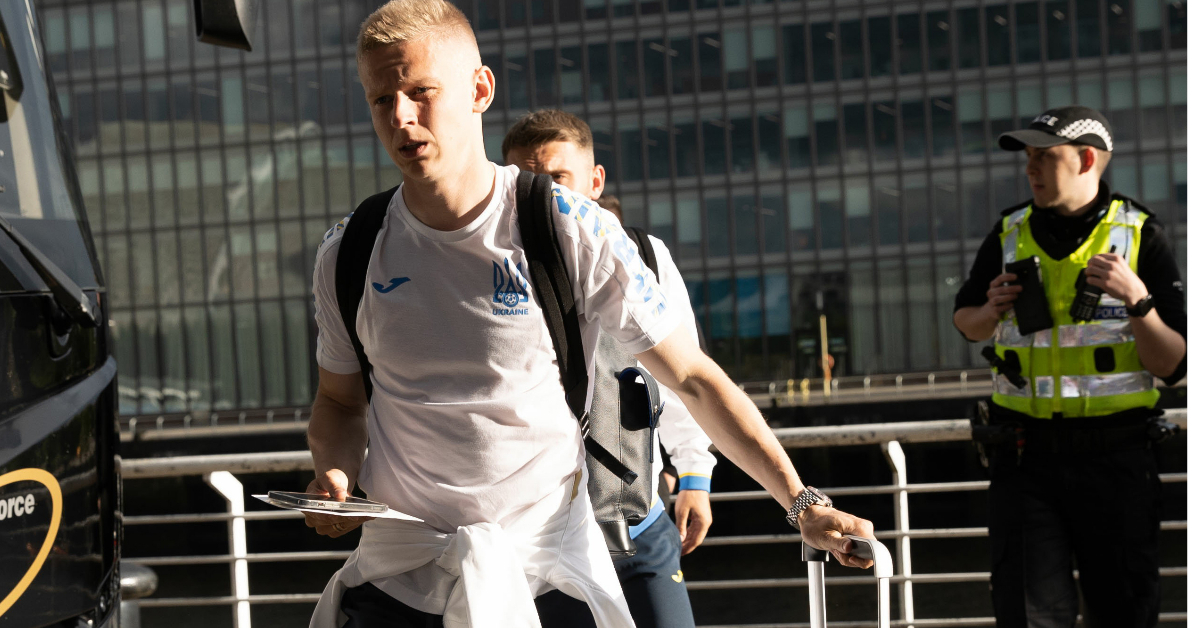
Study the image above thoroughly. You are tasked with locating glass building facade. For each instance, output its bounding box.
[34,0,1186,415]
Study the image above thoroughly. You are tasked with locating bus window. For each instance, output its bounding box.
[0,1,101,290]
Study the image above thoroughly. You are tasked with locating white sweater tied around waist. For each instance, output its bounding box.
[309,474,634,628]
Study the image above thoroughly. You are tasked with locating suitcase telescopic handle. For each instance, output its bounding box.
[801,536,894,628]
[842,535,894,578]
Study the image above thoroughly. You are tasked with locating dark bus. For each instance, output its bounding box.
[0,0,256,624]
[0,0,119,624]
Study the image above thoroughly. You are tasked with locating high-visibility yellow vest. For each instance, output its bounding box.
[991,199,1159,418]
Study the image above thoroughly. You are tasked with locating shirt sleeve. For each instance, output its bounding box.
[954,221,1005,316]
[312,215,364,374]
[646,238,716,489]
[1135,217,1186,384]
[549,186,683,354]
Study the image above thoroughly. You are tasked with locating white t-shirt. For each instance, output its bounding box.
[312,164,682,608]
[635,238,717,526]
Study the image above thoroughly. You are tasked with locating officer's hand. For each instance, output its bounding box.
[1085,253,1148,305]
[984,273,1022,319]
[797,505,875,569]
[302,472,374,538]
[675,490,712,555]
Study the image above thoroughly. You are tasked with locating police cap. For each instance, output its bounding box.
[998,105,1114,153]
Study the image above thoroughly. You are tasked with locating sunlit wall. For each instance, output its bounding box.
[35,0,1186,415]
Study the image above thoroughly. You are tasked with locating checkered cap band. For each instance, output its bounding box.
[1056,119,1113,151]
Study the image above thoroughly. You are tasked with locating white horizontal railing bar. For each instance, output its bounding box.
[124,510,306,525]
[122,450,314,479]
[699,529,990,546]
[828,481,993,495]
[700,619,995,628]
[703,620,999,628]
[773,420,972,448]
[699,520,1185,546]
[122,421,310,443]
[697,612,1188,628]
[707,481,992,503]
[124,551,354,567]
[683,566,1186,591]
[135,593,323,607]
[707,474,1183,503]
[773,409,1186,447]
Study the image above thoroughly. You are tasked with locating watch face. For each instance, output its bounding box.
[808,486,832,506]
[1132,296,1154,317]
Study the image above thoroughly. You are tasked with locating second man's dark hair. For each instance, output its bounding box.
[501,109,594,160]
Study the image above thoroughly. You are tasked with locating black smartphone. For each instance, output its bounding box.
[266,491,388,513]
[1005,257,1053,336]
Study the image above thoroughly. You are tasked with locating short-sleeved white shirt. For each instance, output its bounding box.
[312,162,682,532]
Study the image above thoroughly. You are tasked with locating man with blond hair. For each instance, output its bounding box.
[504,109,713,628]
[304,1,876,626]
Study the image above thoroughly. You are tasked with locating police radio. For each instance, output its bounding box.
[1069,246,1116,322]
[1070,269,1103,321]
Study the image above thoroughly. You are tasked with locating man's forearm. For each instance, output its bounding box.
[307,391,370,489]
[953,306,998,342]
[671,364,804,511]
[1130,310,1186,379]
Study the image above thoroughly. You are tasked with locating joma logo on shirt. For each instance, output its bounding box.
[492,258,530,315]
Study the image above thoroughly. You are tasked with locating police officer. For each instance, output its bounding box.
[953,106,1186,628]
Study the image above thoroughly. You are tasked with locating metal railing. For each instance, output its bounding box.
[739,369,998,408]
[119,409,1188,627]
[119,369,1012,441]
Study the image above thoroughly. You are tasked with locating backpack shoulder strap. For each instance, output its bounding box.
[624,226,658,278]
[334,185,399,401]
[516,171,589,418]
[516,172,637,485]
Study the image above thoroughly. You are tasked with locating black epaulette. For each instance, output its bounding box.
[1110,192,1157,217]
[999,199,1033,217]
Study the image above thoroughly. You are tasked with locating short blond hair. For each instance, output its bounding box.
[357,0,477,62]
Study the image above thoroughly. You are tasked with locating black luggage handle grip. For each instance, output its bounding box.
[801,535,894,579]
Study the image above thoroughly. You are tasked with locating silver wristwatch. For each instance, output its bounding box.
[785,486,833,530]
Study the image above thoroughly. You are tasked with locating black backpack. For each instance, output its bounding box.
[334,171,663,557]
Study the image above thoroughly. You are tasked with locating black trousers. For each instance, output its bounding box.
[987,440,1163,628]
[340,581,597,628]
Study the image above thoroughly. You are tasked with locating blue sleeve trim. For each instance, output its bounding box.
[628,498,665,540]
[678,475,712,492]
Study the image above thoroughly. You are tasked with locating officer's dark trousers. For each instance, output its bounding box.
[988,437,1162,628]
